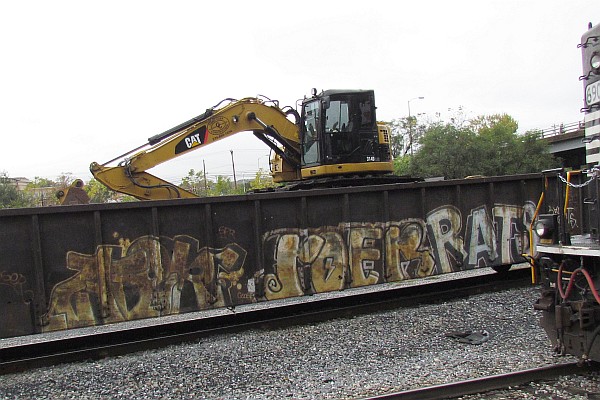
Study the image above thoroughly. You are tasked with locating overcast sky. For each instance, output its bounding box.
[0,1,596,183]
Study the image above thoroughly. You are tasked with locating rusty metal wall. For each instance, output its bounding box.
[0,174,543,338]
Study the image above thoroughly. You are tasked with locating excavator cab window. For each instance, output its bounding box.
[325,100,351,132]
[325,100,352,133]
[301,90,378,167]
[324,99,354,157]
[302,100,321,165]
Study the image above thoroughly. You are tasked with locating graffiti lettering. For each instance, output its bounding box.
[218,226,236,240]
[264,202,536,296]
[43,235,249,332]
[0,270,32,304]
[493,203,536,263]
[348,225,382,287]
[566,207,578,229]
[548,205,560,215]
[0,270,27,286]
[42,201,536,333]
[263,232,304,300]
[385,220,434,280]
[426,206,467,273]
[464,206,498,268]
[0,271,34,337]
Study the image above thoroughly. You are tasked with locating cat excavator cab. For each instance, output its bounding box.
[91,89,399,200]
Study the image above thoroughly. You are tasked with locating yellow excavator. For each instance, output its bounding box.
[91,89,404,200]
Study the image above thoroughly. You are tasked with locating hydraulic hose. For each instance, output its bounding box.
[557,260,600,304]
[124,163,182,199]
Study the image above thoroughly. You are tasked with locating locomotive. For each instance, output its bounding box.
[534,22,600,362]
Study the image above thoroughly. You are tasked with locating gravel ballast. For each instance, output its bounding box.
[1,275,599,399]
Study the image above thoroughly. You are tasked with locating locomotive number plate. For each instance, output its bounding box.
[586,80,600,106]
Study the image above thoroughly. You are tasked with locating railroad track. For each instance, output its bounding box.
[366,362,600,400]
[0,268,531,375]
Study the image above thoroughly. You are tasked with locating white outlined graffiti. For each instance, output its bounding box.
[263,202,536,299]
[41,202,535,332]
[426,205,468,272]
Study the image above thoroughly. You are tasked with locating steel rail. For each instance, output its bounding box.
[0,268,531,375]
[364,362,599,400]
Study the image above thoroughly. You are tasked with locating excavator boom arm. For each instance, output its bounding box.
[90,98,301,200]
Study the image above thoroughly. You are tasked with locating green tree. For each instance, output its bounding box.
[24,176,60,206]
[393,155,412,176]
[55,172,75,190]
[469,114,557,175]
[209,176,244,196]
[85,178,115,203]
[0,173,32,208]
[26,176,56,189]
[404,113,560,179]
[180,170,249,197]
[410,123,477,179]
[180,169,212,196]
[248,168,276,191]
[388,116,427,157]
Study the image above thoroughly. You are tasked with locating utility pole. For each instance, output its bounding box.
[203,160,208,194]
[407,96,424,156]
[230,150,238,190]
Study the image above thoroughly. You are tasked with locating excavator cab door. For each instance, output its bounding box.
[301,98,321,166]
[300,90,379,169]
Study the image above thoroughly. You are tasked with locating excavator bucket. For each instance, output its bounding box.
[56,179,90,205]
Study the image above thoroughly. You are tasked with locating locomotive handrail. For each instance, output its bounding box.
[563,170,582,216]
[529,175,550,284]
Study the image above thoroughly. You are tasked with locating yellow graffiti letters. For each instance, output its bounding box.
[385,221,435,280]
[263,232,305,300]
[348,225,381,287]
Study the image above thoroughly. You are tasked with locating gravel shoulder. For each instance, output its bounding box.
[0,271,597,399]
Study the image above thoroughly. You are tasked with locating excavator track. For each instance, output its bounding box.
[259,175,422,192]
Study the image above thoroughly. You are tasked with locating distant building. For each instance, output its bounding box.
[2,177,57,206]
[6,177,31,191]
